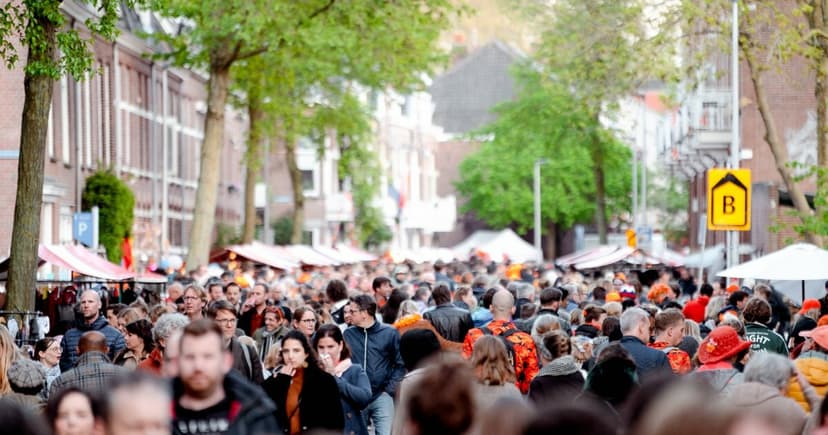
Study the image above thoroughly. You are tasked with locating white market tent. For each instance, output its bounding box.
[556,245,680,270]
[452,229,538,263]
[717,243,828,301]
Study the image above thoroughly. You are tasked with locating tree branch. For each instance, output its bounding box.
[237,44,269,61]
[308,0,336,21]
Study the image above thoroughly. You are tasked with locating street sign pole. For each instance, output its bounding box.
[533,159,547,264]
[728,0,741,269]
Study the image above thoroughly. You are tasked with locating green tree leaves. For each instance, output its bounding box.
[82,170,136,263]
[456,67,631,235]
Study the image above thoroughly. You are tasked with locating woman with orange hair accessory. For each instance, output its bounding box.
[647,284,671,305]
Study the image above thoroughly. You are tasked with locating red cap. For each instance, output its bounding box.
[698,326,751,364]
[800,299,821,315]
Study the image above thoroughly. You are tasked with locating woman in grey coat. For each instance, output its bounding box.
[314,324,372,435]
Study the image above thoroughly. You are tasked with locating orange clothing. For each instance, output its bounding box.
[787,351,828,412]
[463,319,539,394]
[648,341,691,374]
[286,367,304,435]
[394,314,463,353]
[136,348,162,375]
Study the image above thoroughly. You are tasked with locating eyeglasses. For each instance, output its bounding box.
[215,318,237,325]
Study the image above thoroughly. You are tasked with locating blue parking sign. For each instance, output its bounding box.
[73,208,98,248]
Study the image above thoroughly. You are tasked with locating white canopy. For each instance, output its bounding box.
[452,229,538,263]
[716,243,828,281]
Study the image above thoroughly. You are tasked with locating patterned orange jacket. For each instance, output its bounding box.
[463,319,539,393]
[648,341,692,374]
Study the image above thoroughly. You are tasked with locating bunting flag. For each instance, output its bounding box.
[121,236,133,271]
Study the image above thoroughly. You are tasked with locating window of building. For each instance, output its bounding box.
[59,206,73,245]
[60,75,70,165]
[47,99,54,159]
[301,169,316,194]
[40,203,53,245]
[83,76,92,168]
[401,95,412,117]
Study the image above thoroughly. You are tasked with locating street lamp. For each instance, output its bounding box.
[534,158,548,264]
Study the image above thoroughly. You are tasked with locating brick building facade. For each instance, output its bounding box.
[0,3,246,265]
[663,44,818,258]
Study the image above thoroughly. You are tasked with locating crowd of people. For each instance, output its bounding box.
[1,257,828,435]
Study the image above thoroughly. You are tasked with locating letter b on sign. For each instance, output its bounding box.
[707,169,751,231]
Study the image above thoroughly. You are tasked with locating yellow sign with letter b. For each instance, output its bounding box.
[707,168,751,231]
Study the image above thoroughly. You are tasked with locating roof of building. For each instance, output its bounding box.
[429,40,524,135]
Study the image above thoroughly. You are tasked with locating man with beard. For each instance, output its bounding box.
[238,282,268,336]
[171,319,279,434]
[60,290,125,371]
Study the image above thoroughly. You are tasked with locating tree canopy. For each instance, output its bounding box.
[82,170,136,263]
[456,67,631,256]
[148,0,462,263]
[226,0,461,248]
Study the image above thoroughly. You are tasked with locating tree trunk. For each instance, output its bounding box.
[814,33,828,242]
[185,63,231,268]
[743,44,821,245]
[590,130,609,244]
[809,2,828,240]
[284,137,305,244]
[241,98,264,244]
[8,16,57,311]
[544,220,557,261]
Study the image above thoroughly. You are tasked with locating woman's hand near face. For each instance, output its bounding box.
[319,353,335,374]
[280,362,296,377]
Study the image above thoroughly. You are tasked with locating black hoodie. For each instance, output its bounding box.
[172,370,281,435]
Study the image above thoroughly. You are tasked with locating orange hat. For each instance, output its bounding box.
[726,284,739,294]
[818,315,828,327]
[698,326,751,364]
[800,299,821,315]
[606,291,622,302]
[801,325,828,349]
[615,272,627,282]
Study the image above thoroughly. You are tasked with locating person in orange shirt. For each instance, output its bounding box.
[648,308,691,374]
[463,290,539,394]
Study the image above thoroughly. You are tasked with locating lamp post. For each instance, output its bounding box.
[534,158,548,264]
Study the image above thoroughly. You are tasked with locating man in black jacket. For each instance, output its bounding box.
[172,320,280,434]
[518,287,571,335]
[344,295,405,435]
[619,307,671,379]
[423,283,473,342]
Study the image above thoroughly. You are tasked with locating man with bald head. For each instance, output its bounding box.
[60,290,126,371]
[50,331,129,398]
[462,290,539,393]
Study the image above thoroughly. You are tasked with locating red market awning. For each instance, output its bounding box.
[39,244,135,281]
[214,243,298,271]
[336,244,378,262]
[284,245,339,267]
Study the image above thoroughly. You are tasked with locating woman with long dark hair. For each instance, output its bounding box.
[313,324,372,435]
[115,319,154,369]
[262,329,344,434]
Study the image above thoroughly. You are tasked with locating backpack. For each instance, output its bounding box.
[480,326,519,378]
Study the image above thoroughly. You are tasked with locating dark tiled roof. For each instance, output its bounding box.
[429,40,524,135]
